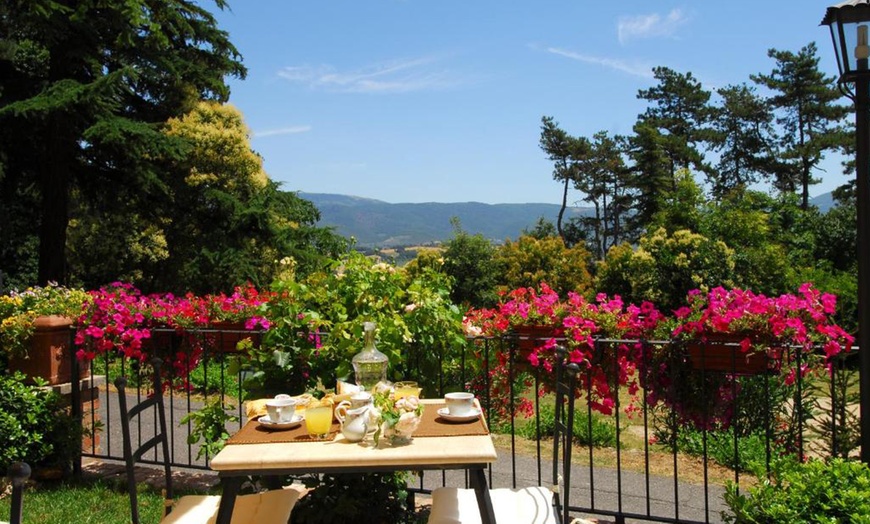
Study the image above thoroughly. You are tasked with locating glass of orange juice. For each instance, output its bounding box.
[305,404,333,439]
[394,381,421,400]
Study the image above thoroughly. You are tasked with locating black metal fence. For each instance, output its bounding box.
[70,328,858,524]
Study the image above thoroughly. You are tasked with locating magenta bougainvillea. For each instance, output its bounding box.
[463,282,854,422]
[74,282,272,380]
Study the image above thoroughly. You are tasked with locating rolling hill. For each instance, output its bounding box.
[301,192,837,248]
[300,193,592,247]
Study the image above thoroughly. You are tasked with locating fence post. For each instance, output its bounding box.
[69,325,82,480]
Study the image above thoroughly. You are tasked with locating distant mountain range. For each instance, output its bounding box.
[301,192,836,248]
[300,193,592,247]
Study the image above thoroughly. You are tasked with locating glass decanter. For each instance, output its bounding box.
[352,321,388,391]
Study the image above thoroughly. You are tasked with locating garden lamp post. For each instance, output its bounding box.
[823,0,870,464]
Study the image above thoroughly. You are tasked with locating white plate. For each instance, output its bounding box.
[258,414,304,430]
[437,407,481,422]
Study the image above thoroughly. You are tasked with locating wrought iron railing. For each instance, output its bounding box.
[69,328,858,524]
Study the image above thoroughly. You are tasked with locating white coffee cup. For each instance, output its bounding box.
[265,397,297,422]
[445,392,475,416]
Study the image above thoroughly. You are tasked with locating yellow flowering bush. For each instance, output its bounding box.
[0,283,91,358]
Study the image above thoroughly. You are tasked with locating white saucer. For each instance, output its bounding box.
[258,414,303,430]
[437,407,481,422]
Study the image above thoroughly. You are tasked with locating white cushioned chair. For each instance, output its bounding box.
[428,348,579,524]
[115,358,304,524]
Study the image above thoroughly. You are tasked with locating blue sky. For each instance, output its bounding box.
[215,2,847,205]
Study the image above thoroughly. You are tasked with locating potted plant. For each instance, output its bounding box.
[465,282,568,362]
[671,284,854,375]
[75,283,207,380]
[643,284,855,435]
[204,284,272,353]
[0,283,91,384]
[534,292,664,415]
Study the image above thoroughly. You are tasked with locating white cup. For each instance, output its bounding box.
[445,392,475,416]
[265,397,297,422]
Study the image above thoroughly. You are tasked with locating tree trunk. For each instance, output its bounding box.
[37,123,71,285]
[557,175,568,241]
[37,46,76,285]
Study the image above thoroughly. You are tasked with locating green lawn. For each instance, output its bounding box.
[0,478,166,524]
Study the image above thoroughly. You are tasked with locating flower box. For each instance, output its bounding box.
[210,320,261,354]
[8,315,87,385]
[685,335,780,375]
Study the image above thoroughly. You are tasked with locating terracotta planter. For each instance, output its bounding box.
[210,321,261,354]
[8,315,87,385]
[685,335,780,374]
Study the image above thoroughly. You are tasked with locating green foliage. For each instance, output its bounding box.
[809,355,861,459]
[291,472,414,524]
[508,402,618,448]
[151,102,347,293]
[794,265,857,333]
[636,66,714,181]
[180,397,238,460]
[0,0,247,285]
[708,83,775,195]
[441,218,500,308]
[0,372,81,473]
[522,217,558,239]
[251,251,466,398]
[723,458,870,523]
[751,42,849,209]
[813,201,856,273]
[699,190,794,295]
[0,283,89,358]
[595,228,736,312]
[669,427,776,475]
[494,234,593,297]
[650,168,705,233]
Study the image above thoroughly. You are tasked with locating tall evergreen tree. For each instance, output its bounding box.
[539,116,590,241]
[0,0,245,285]
[572,131,633,259]
[625,121,672,234]
[636,66,714,183]
[708,83,777,197]
[751,42,849,209]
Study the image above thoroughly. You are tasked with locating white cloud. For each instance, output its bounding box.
[253,125,312,138]
[546,47,654,78]
[277,56,462,93]
[617,9,689,45]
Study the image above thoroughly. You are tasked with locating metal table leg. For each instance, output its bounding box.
[470,467,497,524]
[215,476,243,524]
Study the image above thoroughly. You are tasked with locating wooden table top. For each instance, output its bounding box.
[210,399,498,473]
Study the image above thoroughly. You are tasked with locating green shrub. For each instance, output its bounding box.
[180,397,238,460]
[291,472,414,524]
[507,403,618,448]
[724,457,870,523]
[670,427,776,475]
[0,372,81,473]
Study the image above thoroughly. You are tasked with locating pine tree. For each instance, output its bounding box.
[708,83,777,197]
[751,42,849,209]
[0,0,245,284]
[636,66,714,183]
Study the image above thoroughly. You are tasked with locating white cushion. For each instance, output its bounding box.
[161,486,304,524]
[428,486,555,524]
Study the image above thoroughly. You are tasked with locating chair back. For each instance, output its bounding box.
[115,358,173,524]
[7,462,30,524]
[551,347,579,524]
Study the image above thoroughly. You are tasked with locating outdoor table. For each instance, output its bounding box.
[210,398,499,524]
